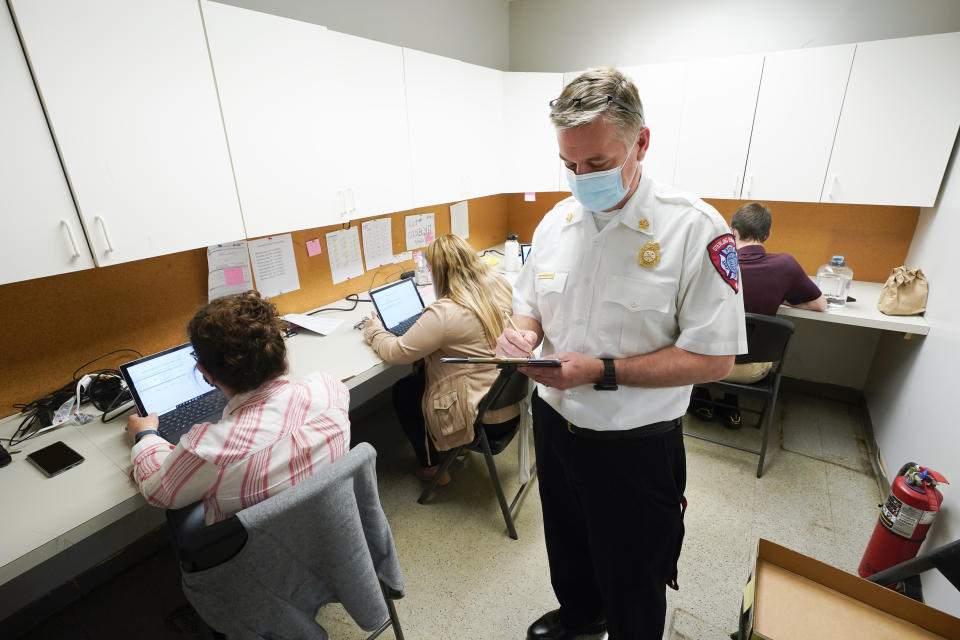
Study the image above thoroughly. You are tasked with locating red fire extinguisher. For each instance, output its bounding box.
[858,462,948,581]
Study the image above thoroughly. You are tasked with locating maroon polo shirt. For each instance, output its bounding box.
[737,245,823,316]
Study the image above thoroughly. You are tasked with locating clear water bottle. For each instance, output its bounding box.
[503,233,521,272]
[816,255,853,308]
[413,249,431,286]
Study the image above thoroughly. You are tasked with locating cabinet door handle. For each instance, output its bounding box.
[827,174,838,200]
[733,173,741,198]
[745,174,754,198]
[348,188,357,214]
[94,215,115,253]
[338,189,346,216]
[60,219,81,258]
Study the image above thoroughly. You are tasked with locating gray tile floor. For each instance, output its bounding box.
[17,389,884,639]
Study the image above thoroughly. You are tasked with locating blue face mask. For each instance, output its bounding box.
[565,138,639,212]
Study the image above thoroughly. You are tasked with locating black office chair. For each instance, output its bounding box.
[417,365,537,539]
[165,446,405,639]
[686,313,794,478]
[866,538,960,602]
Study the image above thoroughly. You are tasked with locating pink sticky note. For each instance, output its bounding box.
[424,231,434,244]
[524,192,536,202]
[306,238,322,257]
[223,267,245,286]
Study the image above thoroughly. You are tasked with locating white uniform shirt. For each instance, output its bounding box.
[513,175,747,430]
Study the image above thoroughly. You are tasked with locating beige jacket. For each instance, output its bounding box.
[364,279,520,453]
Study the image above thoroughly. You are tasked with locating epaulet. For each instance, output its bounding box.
[653,184,722,221]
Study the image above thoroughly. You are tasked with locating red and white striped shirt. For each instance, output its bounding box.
[130,373,350,525]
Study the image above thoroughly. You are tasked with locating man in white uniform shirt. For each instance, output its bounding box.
[497,68,747,640]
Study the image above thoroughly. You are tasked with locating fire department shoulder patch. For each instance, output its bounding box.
[707,234,739,293]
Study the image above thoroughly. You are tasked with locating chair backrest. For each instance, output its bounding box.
[170,443,404,637]
[736,313,795,365]
[476,365,530,420]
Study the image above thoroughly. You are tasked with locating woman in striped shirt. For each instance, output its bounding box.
[125,291,351,525]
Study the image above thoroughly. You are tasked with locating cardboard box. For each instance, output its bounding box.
[741,539,960,639]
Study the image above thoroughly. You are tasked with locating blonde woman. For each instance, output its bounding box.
[364,234,520,485]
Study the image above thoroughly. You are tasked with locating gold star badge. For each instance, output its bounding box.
[638,242,660,268]
[565,212,574,223]
[638,219,650,230]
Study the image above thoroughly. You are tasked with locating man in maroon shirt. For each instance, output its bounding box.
[690,203,825,427]
[733,203,826,315]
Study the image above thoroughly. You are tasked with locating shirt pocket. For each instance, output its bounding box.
[534,271,568,337]
[600,276,675,356]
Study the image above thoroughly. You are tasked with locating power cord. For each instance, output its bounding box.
[305,264,403,316]
[5,348,142,447]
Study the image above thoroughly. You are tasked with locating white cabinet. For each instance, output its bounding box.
[404,48,469,207]
[673,54,764,199]
[0,4,94,285]
[203,3,413,236]
[459,61,504,200]
[620,62,685,185]
[822,32,960,207]
[325,31,413,221]
[9,0,244,266]
[742,45,855,203]
[201,3,339,237]
[503,72,563,194]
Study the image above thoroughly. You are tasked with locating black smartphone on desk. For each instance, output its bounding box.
[26,441,85,477]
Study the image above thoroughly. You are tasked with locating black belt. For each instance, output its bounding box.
[565,417,682,440]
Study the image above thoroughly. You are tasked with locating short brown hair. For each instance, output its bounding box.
[731,203,772,242]
[188,291,288,393]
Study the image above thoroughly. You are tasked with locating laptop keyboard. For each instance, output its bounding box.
[158,392,228,441]
[391,315,420,336]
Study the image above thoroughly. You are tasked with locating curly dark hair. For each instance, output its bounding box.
[188,291,288,394]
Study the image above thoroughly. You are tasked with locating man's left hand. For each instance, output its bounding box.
[519,351,603,390]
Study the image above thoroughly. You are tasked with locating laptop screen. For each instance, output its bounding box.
[122,344,216,417]
[370,279,424,329]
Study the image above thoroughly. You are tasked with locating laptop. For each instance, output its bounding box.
[520,243,532,264]
[120,343,228,445]
[369,278,426,336]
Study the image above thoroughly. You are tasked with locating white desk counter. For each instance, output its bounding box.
[777,280,929,335]
[0,285,436,599]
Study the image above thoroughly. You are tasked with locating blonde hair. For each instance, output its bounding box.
[425,234,509,347]
[549,67,645,146]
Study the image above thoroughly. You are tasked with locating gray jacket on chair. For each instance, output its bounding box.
[181,442,404,639]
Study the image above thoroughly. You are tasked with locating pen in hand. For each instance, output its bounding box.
[503,312,534,358]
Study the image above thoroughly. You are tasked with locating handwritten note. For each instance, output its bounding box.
[405,213,435,251]
[450,201,469,239]
[283,313,343,335]
[361,218,394,270]
[207,241,253,302]
[326,226,365,284]
[248,234,301,298]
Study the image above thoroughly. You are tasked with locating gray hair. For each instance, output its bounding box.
[549,67,645,146]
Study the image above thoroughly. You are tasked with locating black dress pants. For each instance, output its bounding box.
[392,368,517,467]
[532,391,687,640]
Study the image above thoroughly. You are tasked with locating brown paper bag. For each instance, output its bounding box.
[877,266,927,316]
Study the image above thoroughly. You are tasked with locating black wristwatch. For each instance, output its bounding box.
[593,358,618,391]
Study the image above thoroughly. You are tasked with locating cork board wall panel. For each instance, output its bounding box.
[0,195,508,415]
[706,199,920,283]
[506,192,919,284]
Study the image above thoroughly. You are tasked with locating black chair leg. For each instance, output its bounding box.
[384,591,405,640]
[417,445,464,504]
[756,379,781,478]
[478,428,519,539]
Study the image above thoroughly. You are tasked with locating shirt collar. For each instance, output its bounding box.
[617,174,655,236]
[561,173,656,236]
[225,376,290,415]
[738,244,766,256]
